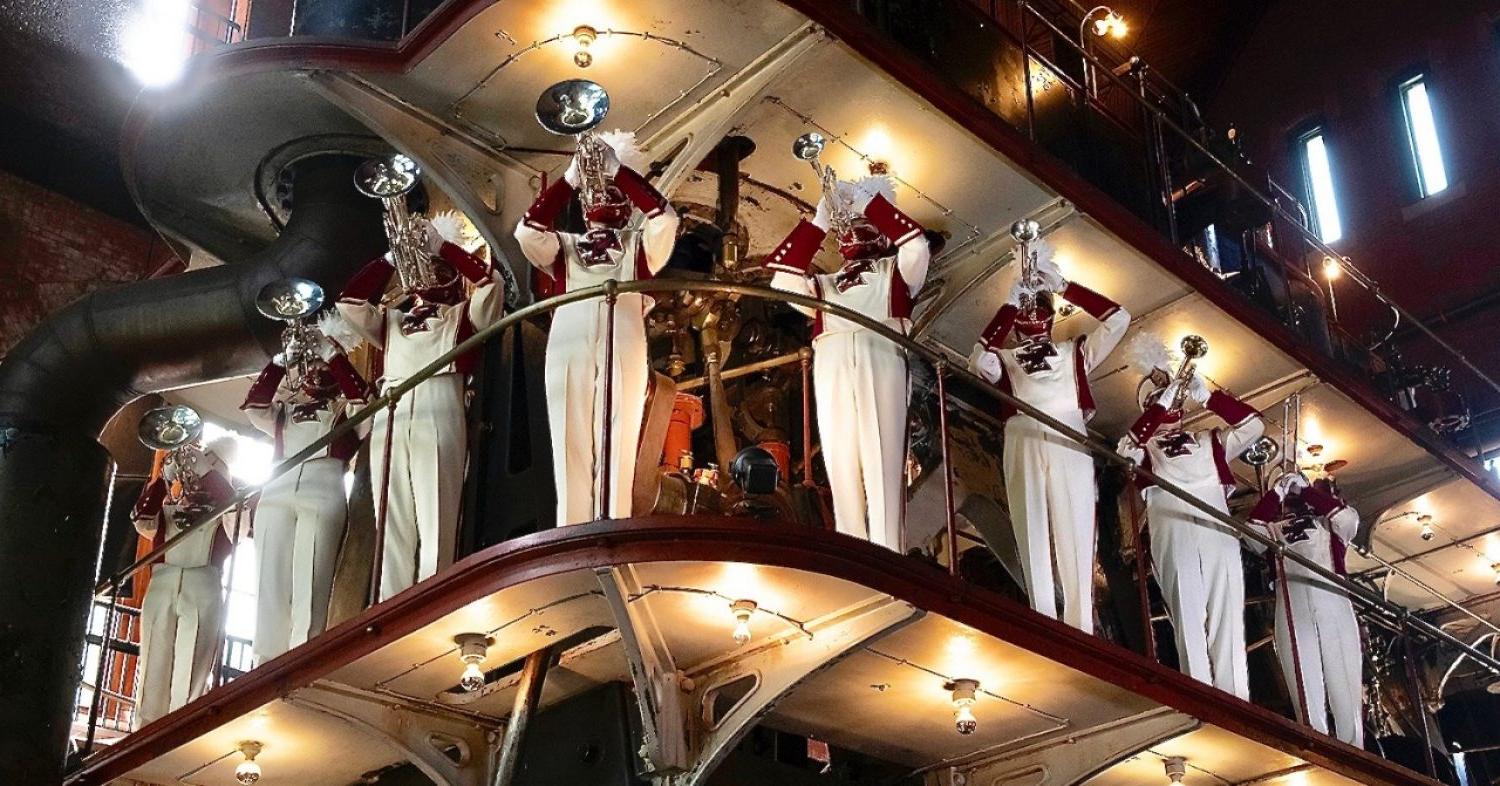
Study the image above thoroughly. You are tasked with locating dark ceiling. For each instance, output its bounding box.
[1084,0,1274,105]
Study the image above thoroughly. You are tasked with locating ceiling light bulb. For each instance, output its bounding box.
[235,741,263,785]
[572,25,597,68]
[947,678,980,735]
[1109,14,1129,38]
[1164,755,1187,784]
[730,599,757,646]
[1492,563,1500,586]
[454,633,492,692]
[1418,515,1434,541]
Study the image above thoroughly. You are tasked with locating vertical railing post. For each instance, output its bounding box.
[1402,617,1438,778]
[83,581,119,754]
[599,280,619,521]
[799,347,815,491]
[934,361,959,576]
[212,500,246,689]
[1018,0,1037,141]
[371,399,398,602]
[1126,468,1155,660]
[493,645,555,786]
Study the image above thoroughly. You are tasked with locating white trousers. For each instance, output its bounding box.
[134,564,223,728]
[1003,415,1096,632]
[1274,578,1363,746]
[371,373,467,601]
[1146,486,1248,698]
[252,458,346,665]
[813,331,908,550]
[546,297,648,526]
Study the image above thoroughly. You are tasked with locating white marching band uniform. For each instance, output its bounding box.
[1120,380,1262,698]
[971,265,1130,632]
[514,139,678,526]
[130,446,239,728]
[768,181,930,549]
[336,223,505,600]
[240,343,372,665]
[1248,475,1365,746]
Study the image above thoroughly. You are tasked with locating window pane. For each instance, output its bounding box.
[1303,133,1343,243]
[1402,78,1449,197]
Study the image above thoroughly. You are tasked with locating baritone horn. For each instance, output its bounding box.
[138,405,204,451]
[790,131,853,234]
[1166,334,1209,411]
[535,79,612,210]
[256,277,325,381]
[355,153,437,293]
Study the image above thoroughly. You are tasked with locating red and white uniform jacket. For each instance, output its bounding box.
[766,195,930,339]
[240,356,372,465]
[131,449,238,568]
[973,286,1130,423]
[1124,391,1263,500]
[335,242,506,388]
[1248,481,1360,590]
[514,167,677,296]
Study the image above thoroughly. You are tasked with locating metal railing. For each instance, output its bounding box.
[75,279,1500,778]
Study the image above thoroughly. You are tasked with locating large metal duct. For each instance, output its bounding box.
[0,154,385,784]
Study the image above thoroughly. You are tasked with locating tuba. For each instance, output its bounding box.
[535,79,612,211]
[256,277,325,384]
[1165,334,1209,411]
[355,153,438,293]
[791,132,854,235]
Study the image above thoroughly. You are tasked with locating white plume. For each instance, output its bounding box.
[835,174,897,213]
[317,309,367,353]
[597,129,651,175]
[429,209,483,252]
[1123,331,1172,376]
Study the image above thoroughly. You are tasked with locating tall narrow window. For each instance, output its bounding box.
[1299,128,1344,243]
[1399,75,1449,198]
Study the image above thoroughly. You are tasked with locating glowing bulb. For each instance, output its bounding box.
[947,678,980,735]
[1091,11,1128,38]
[1322,255,1342,281]
[730,599,757,646]
[572,25,597,68]
[235,741,263,785]
[122,0,194,87]
[454,633,492,692]
[1418,515,1435,541]
[1164,755,1187,784]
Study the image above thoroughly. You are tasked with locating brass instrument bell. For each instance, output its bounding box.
[138,405,204,451]
[535,79,610,136]
[255,278,324,322]
[1009,219,1041,244]
[791,132,826,162]
[354,154,420,200]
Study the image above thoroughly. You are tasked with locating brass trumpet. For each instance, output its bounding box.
[1166,334,1209,412]
[791,131,854,235]
[1009,219,1044,313]
[256,277,324,383]
[138,404,205,501]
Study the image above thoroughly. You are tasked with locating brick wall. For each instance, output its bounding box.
[0,168,180,356]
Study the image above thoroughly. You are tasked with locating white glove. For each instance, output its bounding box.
[812,193,834,232]
[563,155,583,188]
[968,343,1002,383]
[415,217,444,256]
[1116,435,1144,463]
[1186,374,1211,405]
[315,333,340,362]
[271,352,287,368]
[1156,380,1183,410]
[1273,471,1308,497]
[600,142,621,178]
[1035,254,1067,292]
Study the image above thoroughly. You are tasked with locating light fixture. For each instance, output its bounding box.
[1322,255,1342,281]
[1492,563,1500,587]
[122,0,195,87]
[235,741,263,785]
[1088,8,1128,38]
[1418,514,1435,541]
[571,25,598,68]
[946,678,980,735]
[1163,755,1187,784]
[454,633,493,692]
[730,599,757,646]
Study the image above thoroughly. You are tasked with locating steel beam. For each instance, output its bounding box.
[596,566,693,775]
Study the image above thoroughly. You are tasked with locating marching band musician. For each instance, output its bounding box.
[240,333,372,665]
[513,131,679,526]
[969,246,1130,632]
[1247,471,1365,746]
[766,176,930,550]
[1118,366,1263,698]
[334,210,506,600]
[131,437,240,727]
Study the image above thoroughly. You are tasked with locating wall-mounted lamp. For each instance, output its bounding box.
[1084,6,1128,39]
[1418,514,1435,541]
[730,599,757,646]
[235,741,263,785]
[946,678,980,735]
[572,25,598,68]
[1322,255,1342,281]
[454,633,493,692]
